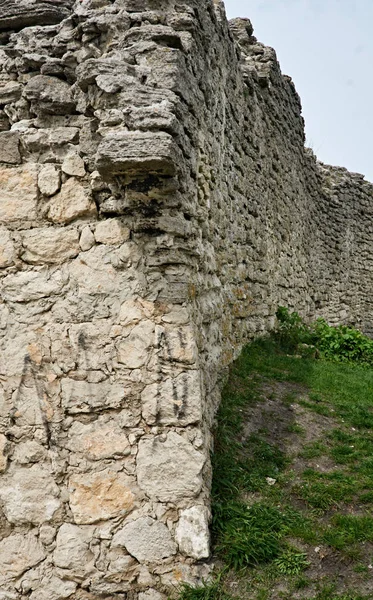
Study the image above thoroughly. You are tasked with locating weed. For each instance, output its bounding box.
[273,548,309,575]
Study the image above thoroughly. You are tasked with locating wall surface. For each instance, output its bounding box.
[0,1,372,599]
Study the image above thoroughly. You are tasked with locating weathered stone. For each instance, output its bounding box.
[0,532,45,585]
[2,268,67,302]
[95,218,131,246]
[0,226,15,268]
[139,590,166,600]
[61,379,127,414]
[112,517,177,563]
[0,131,20,164]
[67,419,130,460]
[80,225,95,251]
[116,320,155,368]
[137,433,205,502]
[62,153,86,177]
[47,178,97,224]
[69,470,137,524]
[0,466,61,524]
[38,164,61,196]
[25,75,76,115]
[12,440,46,465]
[54,523,94,570]
[141,371,202,426]
[0,82,22,105]
[21,227,80,264]
[175,506,210,559]
[96,131,178,176]
[0,0,74,30]
[0,164,38,223]
[0,433,7,472]
[29,577,77,600]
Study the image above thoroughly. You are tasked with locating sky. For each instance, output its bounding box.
[224,0,373,182]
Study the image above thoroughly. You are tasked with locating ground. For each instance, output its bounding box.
[180,338,373,600]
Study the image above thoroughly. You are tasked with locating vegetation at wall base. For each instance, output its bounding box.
[177,310,373,600]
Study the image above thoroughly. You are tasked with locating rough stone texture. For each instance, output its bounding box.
[112,516,177,563]
[0,0,372,598]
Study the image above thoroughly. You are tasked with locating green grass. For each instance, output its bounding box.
[177,330,373,600]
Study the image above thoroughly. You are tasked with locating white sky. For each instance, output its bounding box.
[224,0,373,182]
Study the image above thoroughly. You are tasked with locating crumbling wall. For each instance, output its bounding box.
[0,1,372,599]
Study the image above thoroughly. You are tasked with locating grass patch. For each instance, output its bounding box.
[177,313,373,600]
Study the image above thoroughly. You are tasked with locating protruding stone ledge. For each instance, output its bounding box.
[0,0,74,31]
[95,131,180,177]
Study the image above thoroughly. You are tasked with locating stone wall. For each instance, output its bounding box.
[0,1,372,599]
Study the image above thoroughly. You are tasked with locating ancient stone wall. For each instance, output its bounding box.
[0,1,372,599]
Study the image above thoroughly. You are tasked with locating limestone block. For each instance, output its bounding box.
[0,164,38,224]
[54,523,94,570]
[2,269,67,302]
[0,433,7,472]
[116,320,155,369]
[0,226,15,268]
[0,81,22,105]
[112,517,177,563]
[96,131,178,176]
[12,440,47,464]
[0,0,74,30]
[158,325,198,364]
[137,433,205,502]
[67,419,130,460]
[80,225,95,251]
[175,506,210,559]
[0,131,20,164]
[0,532,45,585]
[47,178,97,224]
[69,470,137,524]
[25,75,75,115]
[21,227,80,264]
[141,371,202,426]
[29,577,77,600]
[62,153,86,177]
[95,218,130,246]
[38,164,61,196]
[61,379,127,414]
[0,465,61,524]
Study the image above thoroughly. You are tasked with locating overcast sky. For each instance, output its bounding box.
[224,0,373,182]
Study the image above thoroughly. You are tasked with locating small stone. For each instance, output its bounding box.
[95,218,130,245]
[62,154,86,177]
[69,470,137,524]
[21,227,80,264]
[47,178,97,224]
[175,506,210,559]
[0,81,22,105]
[265,477,276,486]
[112,516,177,563]
[0,433,8,472]
[0,226,15,268]
[138,590,166,600]
[80,225,95,251]
[39,524,56,546]
[38,164,61,196]
[29,577,77,600]
[137,432,205,502]
[0,131,20,164]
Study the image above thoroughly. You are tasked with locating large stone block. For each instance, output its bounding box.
[0,226,15,268]
[112,517,177,563]
[95,131,179,176]
[54,523,94,571]
[0,164,38,224]
[47,178,97,224]
[25,75,76,115]
[116,320,155,369]
[0,132,21,164]
[0,532,45,585]
[68,470,138,524]
[67,419,130,460]
[137,432,205,502]
[21,227,80,264]
[61,379,128,414]
[0,466,61,524]
[0,0,74,30]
